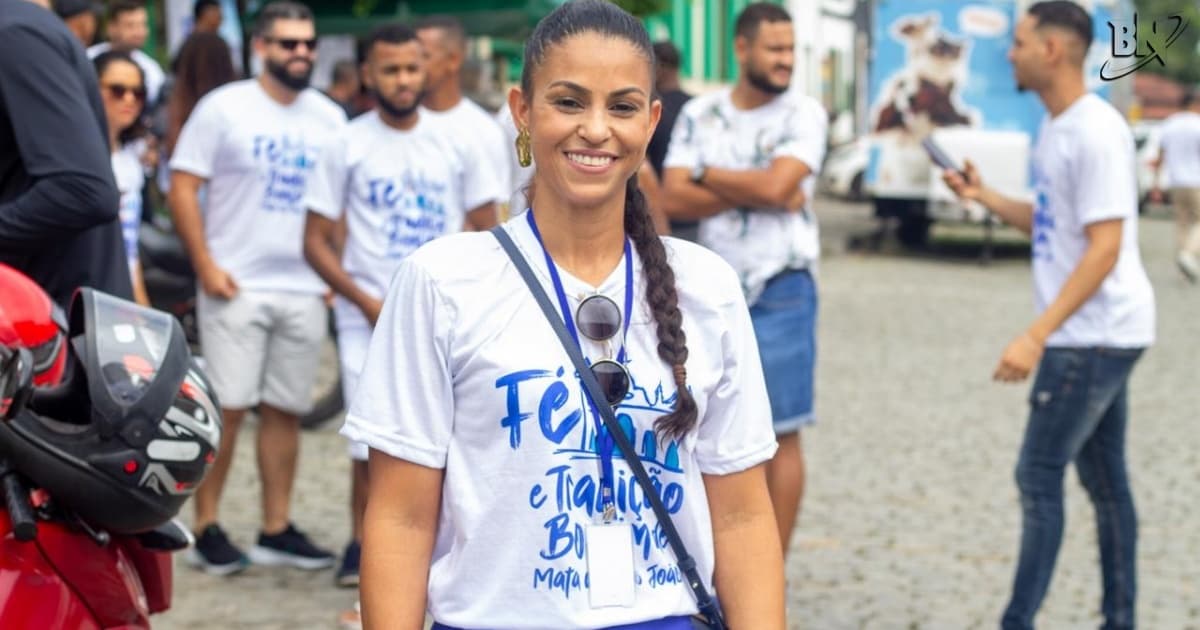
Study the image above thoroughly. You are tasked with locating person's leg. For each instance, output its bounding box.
[249,293,334,570]
[337,324,371,586]
[1002,348,1104,630]
[765,431,804,554]
[750,269,817,556]
[1180,189,1200,260]
[1074,349,1142,630]
[189,291,270,573]
[258,402,301,535]
[258,293,327,533]
[351,459,369,541]
[193,407,247,529]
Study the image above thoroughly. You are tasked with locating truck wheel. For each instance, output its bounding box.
[897,215,932,247]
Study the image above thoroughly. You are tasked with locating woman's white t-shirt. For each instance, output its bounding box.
[342,215,776,629]
[111,144,145,270]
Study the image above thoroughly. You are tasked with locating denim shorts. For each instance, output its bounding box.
[748,268,817,435]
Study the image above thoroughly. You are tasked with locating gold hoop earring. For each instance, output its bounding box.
[516,127,532,168]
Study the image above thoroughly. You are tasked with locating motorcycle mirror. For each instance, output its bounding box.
[0,348,34,421]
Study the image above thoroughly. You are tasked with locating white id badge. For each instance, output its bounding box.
[585,522,637,608]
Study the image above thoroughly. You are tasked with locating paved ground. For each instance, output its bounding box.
[157,198,1200,629]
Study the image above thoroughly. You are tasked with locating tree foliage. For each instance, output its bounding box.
[611,0,671,18]
[1131,0,1200,85]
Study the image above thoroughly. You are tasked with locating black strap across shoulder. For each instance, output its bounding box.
[490,226,726,629]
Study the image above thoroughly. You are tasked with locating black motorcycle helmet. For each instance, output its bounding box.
[0,289,221,534]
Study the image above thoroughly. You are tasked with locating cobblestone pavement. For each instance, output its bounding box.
[157,199,1200,630]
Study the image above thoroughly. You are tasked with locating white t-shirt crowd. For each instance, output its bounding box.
[157,72,1164,624]
[342,218,776,627]
[664,88,828,305]
[1029,94,1155,348]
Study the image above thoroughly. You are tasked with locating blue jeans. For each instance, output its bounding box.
[1002,347,1144,630]
[749,269,817,434]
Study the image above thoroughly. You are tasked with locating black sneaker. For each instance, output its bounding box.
[187,524,250,576]
[335,541,361,587]
[248,523,336,570]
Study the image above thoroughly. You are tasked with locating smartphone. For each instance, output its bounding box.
[921,137,964,176]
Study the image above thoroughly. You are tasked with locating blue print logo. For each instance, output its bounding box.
[253,135,319,212]
[495,365,689,601]
[365,172,449,258]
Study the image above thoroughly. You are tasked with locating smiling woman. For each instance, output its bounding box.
[346,1,786,629]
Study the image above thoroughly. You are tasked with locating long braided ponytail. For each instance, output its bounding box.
[624,177,698,440]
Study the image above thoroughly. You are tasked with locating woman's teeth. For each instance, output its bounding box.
[567,153,614,167]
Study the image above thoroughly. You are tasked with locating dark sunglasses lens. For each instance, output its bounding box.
[278,38,318,51]
[577,295,621,341]
[591,361,630,407]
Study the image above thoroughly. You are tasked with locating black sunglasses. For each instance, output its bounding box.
[102,83,146,102]
[264,36,318,52]
[576,294,630,408]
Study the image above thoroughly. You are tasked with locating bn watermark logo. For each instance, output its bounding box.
[1100,13,1189,81]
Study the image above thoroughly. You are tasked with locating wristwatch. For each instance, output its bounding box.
[689,163,707,184]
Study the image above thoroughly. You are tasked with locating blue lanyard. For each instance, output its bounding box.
[526,210,633,519]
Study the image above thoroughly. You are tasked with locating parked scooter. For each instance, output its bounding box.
[0,264,221,629]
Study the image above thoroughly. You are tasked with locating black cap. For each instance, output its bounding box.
[53,0,97,19]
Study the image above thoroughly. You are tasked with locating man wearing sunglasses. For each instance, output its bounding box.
[0,0,131,309]
[169,0,346,577]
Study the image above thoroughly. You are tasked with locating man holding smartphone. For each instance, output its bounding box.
[943,3,1154,628]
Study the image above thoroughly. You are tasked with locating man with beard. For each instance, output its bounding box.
[662,2,827,558]
[168,0,346,576]
[301,22,500,593]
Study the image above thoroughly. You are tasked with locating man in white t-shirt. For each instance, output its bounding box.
[943,4,1155,628]
[415,15,510,217]
[1152,89,1200,281]
[302,22,500,592]
[168,1,346,577]
[662,2,826,557]
[86,0,164,107]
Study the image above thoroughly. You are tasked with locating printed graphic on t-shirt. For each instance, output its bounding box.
[366,170,449,258]
[253,134,320,212]
[119,191,142,263]
[1031,165,1054,263]
[495,362,689,600]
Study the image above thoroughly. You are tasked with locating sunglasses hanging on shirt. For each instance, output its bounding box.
[526,211,633,408]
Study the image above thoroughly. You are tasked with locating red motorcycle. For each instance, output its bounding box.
[0,264,222,629]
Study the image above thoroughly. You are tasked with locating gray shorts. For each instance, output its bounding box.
[197,290,327,415]
[337,324,371,461]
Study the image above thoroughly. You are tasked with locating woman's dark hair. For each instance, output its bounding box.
[166,33,236,155]
[522,0,698,441]
[93,50,147,147]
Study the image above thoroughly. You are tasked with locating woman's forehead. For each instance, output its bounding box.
[532,32,652,89]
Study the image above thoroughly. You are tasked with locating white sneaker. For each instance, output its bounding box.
[1178,253,1199,283]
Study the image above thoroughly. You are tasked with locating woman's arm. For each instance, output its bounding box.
[703,464,785,629]
[361,450,445,630]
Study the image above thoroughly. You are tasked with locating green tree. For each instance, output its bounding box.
[611,0,670,18]
[1132,0,1200,85]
